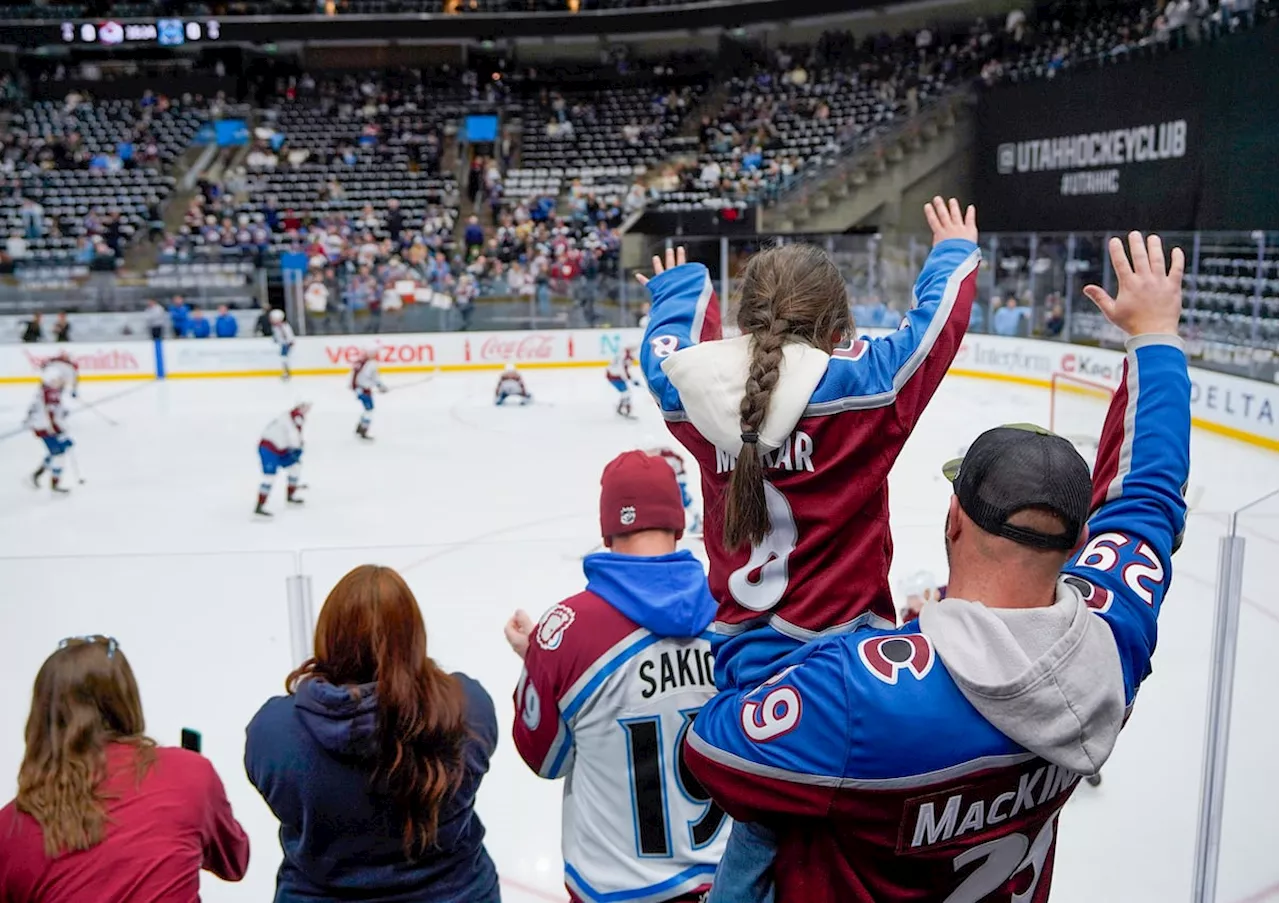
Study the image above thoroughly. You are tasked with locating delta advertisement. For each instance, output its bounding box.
[975,25,1278,230]
[1,330,1274,449]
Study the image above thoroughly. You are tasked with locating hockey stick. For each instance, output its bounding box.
[75,397,120,427]
[385,373,437,392]
[66,446,86,484]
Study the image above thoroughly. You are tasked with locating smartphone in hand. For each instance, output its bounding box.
[180,728,202,754]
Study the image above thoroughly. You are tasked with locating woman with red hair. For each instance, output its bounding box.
[245,564,499,903]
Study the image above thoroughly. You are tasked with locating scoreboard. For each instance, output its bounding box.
[57,18,223,46]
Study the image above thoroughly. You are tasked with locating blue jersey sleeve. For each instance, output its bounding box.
[685,641,849,821]
[1061,335,1191,705]
[808,239,980,422]
[640,263,722,414]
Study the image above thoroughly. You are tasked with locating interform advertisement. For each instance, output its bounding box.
[975,25,1278,230]
[0,340,156,382]
[945,334,1277,449]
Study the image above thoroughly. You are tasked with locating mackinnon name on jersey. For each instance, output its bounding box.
[903,761,1082,852]
[638,647,716,700]
[715,430,816,475]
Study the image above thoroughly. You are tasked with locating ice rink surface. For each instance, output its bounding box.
[0,366,1275,903]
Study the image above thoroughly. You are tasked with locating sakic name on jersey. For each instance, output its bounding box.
[637,647,715,699]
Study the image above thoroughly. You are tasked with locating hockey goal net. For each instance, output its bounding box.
[1049,373,1116,472]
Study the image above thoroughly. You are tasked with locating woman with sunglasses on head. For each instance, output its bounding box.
[245,564,500,903]
[0,636,250,902]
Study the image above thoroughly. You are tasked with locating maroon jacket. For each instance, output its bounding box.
[0,744,249,903]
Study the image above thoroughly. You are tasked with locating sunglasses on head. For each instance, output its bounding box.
[57,635,119,660]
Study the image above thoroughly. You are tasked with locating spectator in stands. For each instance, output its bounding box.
[169,295,190,339]
[53,312,71,343]
[75,237,97,265]
[245,565,500,903]
[969,300,986,333]
[993,295,1025,336]
[1044,296,1066,337]
[144,299,167,341]
[1166,0,1192,46]
[464,215,485,259]
[0,636,250,900]
[6,231,29,260]
[189,308,212,339]
[385,197,405,239]
[504,450,724,903]
[215,305,239,338]
[455,272,478,331]
[20,197,44,240]
[21,313,42,344]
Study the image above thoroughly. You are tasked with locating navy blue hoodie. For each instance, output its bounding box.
[245,672,499,903]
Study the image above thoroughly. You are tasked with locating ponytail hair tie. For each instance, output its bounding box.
[740,431,760,444]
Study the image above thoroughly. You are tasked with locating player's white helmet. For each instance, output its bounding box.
[269,309,285,324]
[291,402,312,422]
[41,370,66,390]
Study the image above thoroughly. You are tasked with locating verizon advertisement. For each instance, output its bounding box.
[0,341,156,382]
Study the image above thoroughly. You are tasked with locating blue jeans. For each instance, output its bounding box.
[705,821,776,903]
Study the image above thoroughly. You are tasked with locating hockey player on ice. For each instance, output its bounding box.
[269,309,296,381]
[897,570,946,623]
[256,403,310,516]
[352,348,388,440]
[503,451,728,903]
[604,345,640,419]
[25,367,74,494]
[494,364,532,405]
[646,441,702,536]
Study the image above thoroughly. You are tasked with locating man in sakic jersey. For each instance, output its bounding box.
[684,232,1191,902]
[504,450,728,903]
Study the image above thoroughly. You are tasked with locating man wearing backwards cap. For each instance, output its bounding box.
[504,450,729,903]
[684,231,1191,903]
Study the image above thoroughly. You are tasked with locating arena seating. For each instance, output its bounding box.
[1,98,205,265]
[517,84,701,180]
[173,81,463,260]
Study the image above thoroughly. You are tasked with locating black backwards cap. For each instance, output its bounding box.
[942,424,1093,552]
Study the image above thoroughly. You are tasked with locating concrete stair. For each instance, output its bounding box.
[761,91,976,234]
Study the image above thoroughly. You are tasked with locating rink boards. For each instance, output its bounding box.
[0,328,1275,449]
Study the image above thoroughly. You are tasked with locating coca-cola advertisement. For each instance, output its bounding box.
[473,333,560,363]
